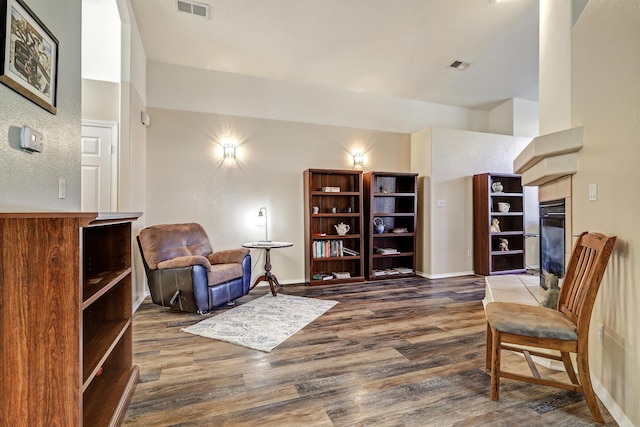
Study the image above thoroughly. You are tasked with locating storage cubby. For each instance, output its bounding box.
[0,212,141,426]
[304,169,365,284]
[473,173,526,275]
[364,172,418,280]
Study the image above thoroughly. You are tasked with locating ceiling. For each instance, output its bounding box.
[130,0,539,110]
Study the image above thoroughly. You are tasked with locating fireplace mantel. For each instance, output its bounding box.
[514,127,583,186]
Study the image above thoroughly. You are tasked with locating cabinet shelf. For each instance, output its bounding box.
[83,318,131,388]
[364,172,418,280]
[82,267,132,308]
[372,251,415,259]
[0,212,141,425]
[312,255,361,261]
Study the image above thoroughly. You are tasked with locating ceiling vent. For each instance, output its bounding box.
[176,0,210,19]
[450,60,470,71]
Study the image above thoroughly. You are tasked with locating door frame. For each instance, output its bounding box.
[81,120,119,212]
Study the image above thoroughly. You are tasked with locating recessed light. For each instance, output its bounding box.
[450,60,470,70]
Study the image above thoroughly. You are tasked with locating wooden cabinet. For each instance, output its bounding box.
[473,173,526,275]
[0,212,141,426]
[303,169,364,284]
[363,172,418,280]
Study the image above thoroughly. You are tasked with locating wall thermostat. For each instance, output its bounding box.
[20,126,43,153]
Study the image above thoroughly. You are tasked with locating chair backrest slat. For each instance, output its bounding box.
[558,232,616,329]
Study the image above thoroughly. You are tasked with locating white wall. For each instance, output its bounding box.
[147,61,491,134]
[0,0,82,211]
[145,108,411,284]
[571,1,639,424]
[539,0,571,135]
[489,98,539,138]
[412,128,534,278]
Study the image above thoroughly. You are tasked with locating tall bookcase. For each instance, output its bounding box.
[363,172,418,280]
[303,169,364,285]
[0,212,141,426]
[473,173,526,275]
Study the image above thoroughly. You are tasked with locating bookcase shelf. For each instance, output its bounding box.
[473,173,526,275]
[364,172,418,280]
[304,169,365,285]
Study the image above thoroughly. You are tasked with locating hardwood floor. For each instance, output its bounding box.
[124,276,617,426]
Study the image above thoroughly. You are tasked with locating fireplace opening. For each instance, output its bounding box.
[539,199,565,289]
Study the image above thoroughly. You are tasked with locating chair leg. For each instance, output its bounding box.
[486,322,492,369]
[561,351,579,385]
[576,349,604,423]
[490,327,501,401]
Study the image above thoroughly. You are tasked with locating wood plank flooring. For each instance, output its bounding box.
[123,276,617,426]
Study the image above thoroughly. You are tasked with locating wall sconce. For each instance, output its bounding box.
[353,152,365,167]
[223,143,236,160]
[256,207,269,241]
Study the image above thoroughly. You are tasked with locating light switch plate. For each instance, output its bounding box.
[436,199,446,208]
[588,183,597,201]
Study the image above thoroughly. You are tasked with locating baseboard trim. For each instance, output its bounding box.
[593,376,633,426]
[417,270,475,279]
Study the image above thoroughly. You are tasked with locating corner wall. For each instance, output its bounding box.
[414,128,533,278]
[0,0,82,211]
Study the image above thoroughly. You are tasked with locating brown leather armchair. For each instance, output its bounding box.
[137,223,251,314]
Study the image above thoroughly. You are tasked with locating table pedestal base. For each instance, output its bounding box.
[249,247,282,296]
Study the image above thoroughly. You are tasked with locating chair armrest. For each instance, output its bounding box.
[208,248,250,265]
[157,255,211,271]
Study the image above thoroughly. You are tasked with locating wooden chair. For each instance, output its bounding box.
[485,232,616,422]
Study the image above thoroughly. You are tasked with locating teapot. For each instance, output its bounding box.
[334,222,350,236]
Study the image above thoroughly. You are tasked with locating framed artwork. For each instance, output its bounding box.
[0,0,58,114]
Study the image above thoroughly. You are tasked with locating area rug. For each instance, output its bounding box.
[181,294,338,352]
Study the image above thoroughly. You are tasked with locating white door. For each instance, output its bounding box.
[81,122,118,212]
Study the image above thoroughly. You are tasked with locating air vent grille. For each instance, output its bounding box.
[450,60,470,70]
[176,0,209,18]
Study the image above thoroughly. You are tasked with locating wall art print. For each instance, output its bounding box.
[1,0,58,114]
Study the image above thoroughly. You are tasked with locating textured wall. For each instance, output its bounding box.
[571,1,640,424]
[0,0,81,211]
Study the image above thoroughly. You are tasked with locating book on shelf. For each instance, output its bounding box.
[332,271,351,279]
[372,269,387,276]
[312,273,333,281]
[342,247,359,256]
[321,186,340,192]
[393,267,413,274]
[375,247,399,255]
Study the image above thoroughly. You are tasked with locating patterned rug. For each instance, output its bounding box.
[181,294,338,352]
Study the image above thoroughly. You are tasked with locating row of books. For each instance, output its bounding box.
[372,267,414,276]
[313,240,360,258]
[312,272,352,280]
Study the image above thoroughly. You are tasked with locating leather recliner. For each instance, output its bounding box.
[137,223,251,314]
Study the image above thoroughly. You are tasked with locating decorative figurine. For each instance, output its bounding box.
[490,218,501,233]
[540,274,560,309]
[498,238,509,251]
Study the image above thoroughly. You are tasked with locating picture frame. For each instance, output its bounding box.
[0,0,58,114]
